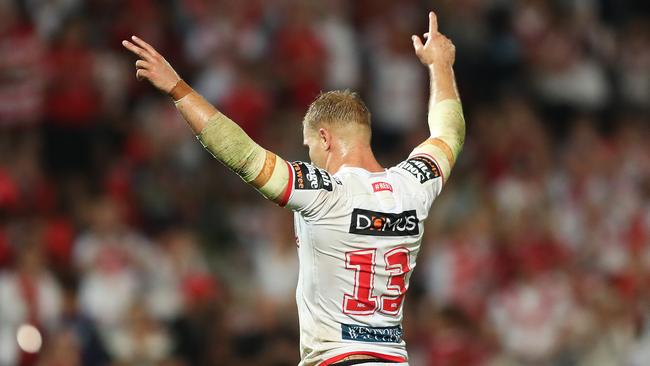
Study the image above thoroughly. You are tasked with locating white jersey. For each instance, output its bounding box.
[280,153,444,366]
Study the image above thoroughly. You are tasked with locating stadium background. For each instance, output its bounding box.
[1,0,650,365]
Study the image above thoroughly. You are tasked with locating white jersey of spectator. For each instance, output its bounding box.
[281,151,444,365]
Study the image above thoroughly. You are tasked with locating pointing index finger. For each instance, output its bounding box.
[122,40,150,60]
[429,11,438,35]
[131,36,159,57]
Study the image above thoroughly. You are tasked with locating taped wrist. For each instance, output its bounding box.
[197,112,289,201]
[169,80,192,101]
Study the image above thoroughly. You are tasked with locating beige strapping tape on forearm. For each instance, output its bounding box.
[197,112,289,200]
[413,99,466,180]
[428,99,465,159]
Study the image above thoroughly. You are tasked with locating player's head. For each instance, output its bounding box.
[302,90,372,168]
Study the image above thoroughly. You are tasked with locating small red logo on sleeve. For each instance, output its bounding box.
[372,182,393,193]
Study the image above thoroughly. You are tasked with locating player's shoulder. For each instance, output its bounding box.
[284,161,346,217]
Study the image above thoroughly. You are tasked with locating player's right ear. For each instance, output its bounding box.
[318,128,331,151]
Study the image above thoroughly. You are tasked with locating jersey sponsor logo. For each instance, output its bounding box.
[397,156,440,183]
[291,161,333,191]
[341,324,403,343]
[372,181,393,193]
[349,209,419,236]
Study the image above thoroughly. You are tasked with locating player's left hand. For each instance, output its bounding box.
[412,11,456,68]
[122,36,181,94]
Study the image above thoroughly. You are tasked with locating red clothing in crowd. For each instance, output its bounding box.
[0,23,44,126]
[45,43,100,126]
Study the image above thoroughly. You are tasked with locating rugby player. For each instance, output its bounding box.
[123,11,464,366]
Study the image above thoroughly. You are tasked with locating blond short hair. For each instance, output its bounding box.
[303,90,371,133]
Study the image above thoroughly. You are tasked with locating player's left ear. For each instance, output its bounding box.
[318,128,331,151]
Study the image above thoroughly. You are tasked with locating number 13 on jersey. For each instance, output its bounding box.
[343,247,411,315]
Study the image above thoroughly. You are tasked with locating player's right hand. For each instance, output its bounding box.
[411,11,456,68]
[122,36,181,94]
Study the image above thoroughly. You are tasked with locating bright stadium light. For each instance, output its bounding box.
[16,324,42,354]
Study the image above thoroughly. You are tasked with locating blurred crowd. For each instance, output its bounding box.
[0,0,649,365]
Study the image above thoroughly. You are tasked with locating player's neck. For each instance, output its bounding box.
[326,145,384,174]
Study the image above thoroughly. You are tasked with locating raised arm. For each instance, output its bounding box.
[411,12,465,182]
[122,36,291,205]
